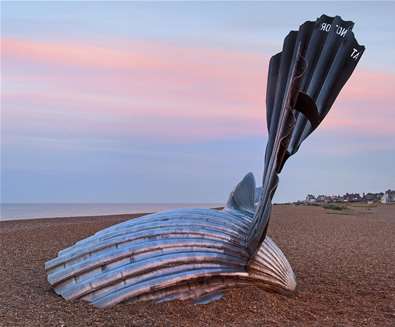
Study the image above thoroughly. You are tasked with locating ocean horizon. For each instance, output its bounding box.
[0,202,224,221]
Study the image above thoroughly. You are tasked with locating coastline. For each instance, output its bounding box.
[0,203,224,221]
[0,212,150,224]
[1,204,394,326]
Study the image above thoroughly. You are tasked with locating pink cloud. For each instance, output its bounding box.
[324,69,395,136]
[2,37,394,142]
[2,37,267,84]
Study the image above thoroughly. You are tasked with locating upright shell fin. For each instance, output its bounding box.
[225,172,256,214]
[248,15,365,256]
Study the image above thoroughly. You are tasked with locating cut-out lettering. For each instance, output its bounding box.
[320,22,331,32]
[335,24,348,37]
[350,48,360,60]
[321,23,348,37]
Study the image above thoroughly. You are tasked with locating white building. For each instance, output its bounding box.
[381,190,395,204]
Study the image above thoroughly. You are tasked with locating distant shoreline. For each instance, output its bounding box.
[0,212,148,224]
[0,203,223,222]
[0,206,225,223]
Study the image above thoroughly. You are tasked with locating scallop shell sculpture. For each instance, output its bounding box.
[45,15,364,308]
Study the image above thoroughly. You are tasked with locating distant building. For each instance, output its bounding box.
[302,189,393,205]
[381,190,395,204]
[363,192,383,202]
[342,193,362,202]
[305,194,316,203]
[316,195,329,203]
[331,195,342,203]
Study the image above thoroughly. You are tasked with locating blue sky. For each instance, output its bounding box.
[1,1,394,203]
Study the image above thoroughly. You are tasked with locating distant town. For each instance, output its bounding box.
[302,189,395,204]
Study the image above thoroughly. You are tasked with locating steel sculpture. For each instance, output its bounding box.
[45,15,364,308]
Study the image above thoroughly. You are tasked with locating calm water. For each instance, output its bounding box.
[0,203,223,221]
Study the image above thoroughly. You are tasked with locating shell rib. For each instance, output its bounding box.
[45,208,295,308]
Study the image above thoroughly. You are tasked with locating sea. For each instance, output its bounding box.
[0,203,223,221]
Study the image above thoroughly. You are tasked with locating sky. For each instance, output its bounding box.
[1,1,394,204]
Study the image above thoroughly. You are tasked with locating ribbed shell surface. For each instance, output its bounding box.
[45,207,294,308]
[248,15,365,254]
[46,208,248,307]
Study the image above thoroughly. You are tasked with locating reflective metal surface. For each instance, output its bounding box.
[248,14,365,255]
[46,174,295,308]
[45,14,364,308]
